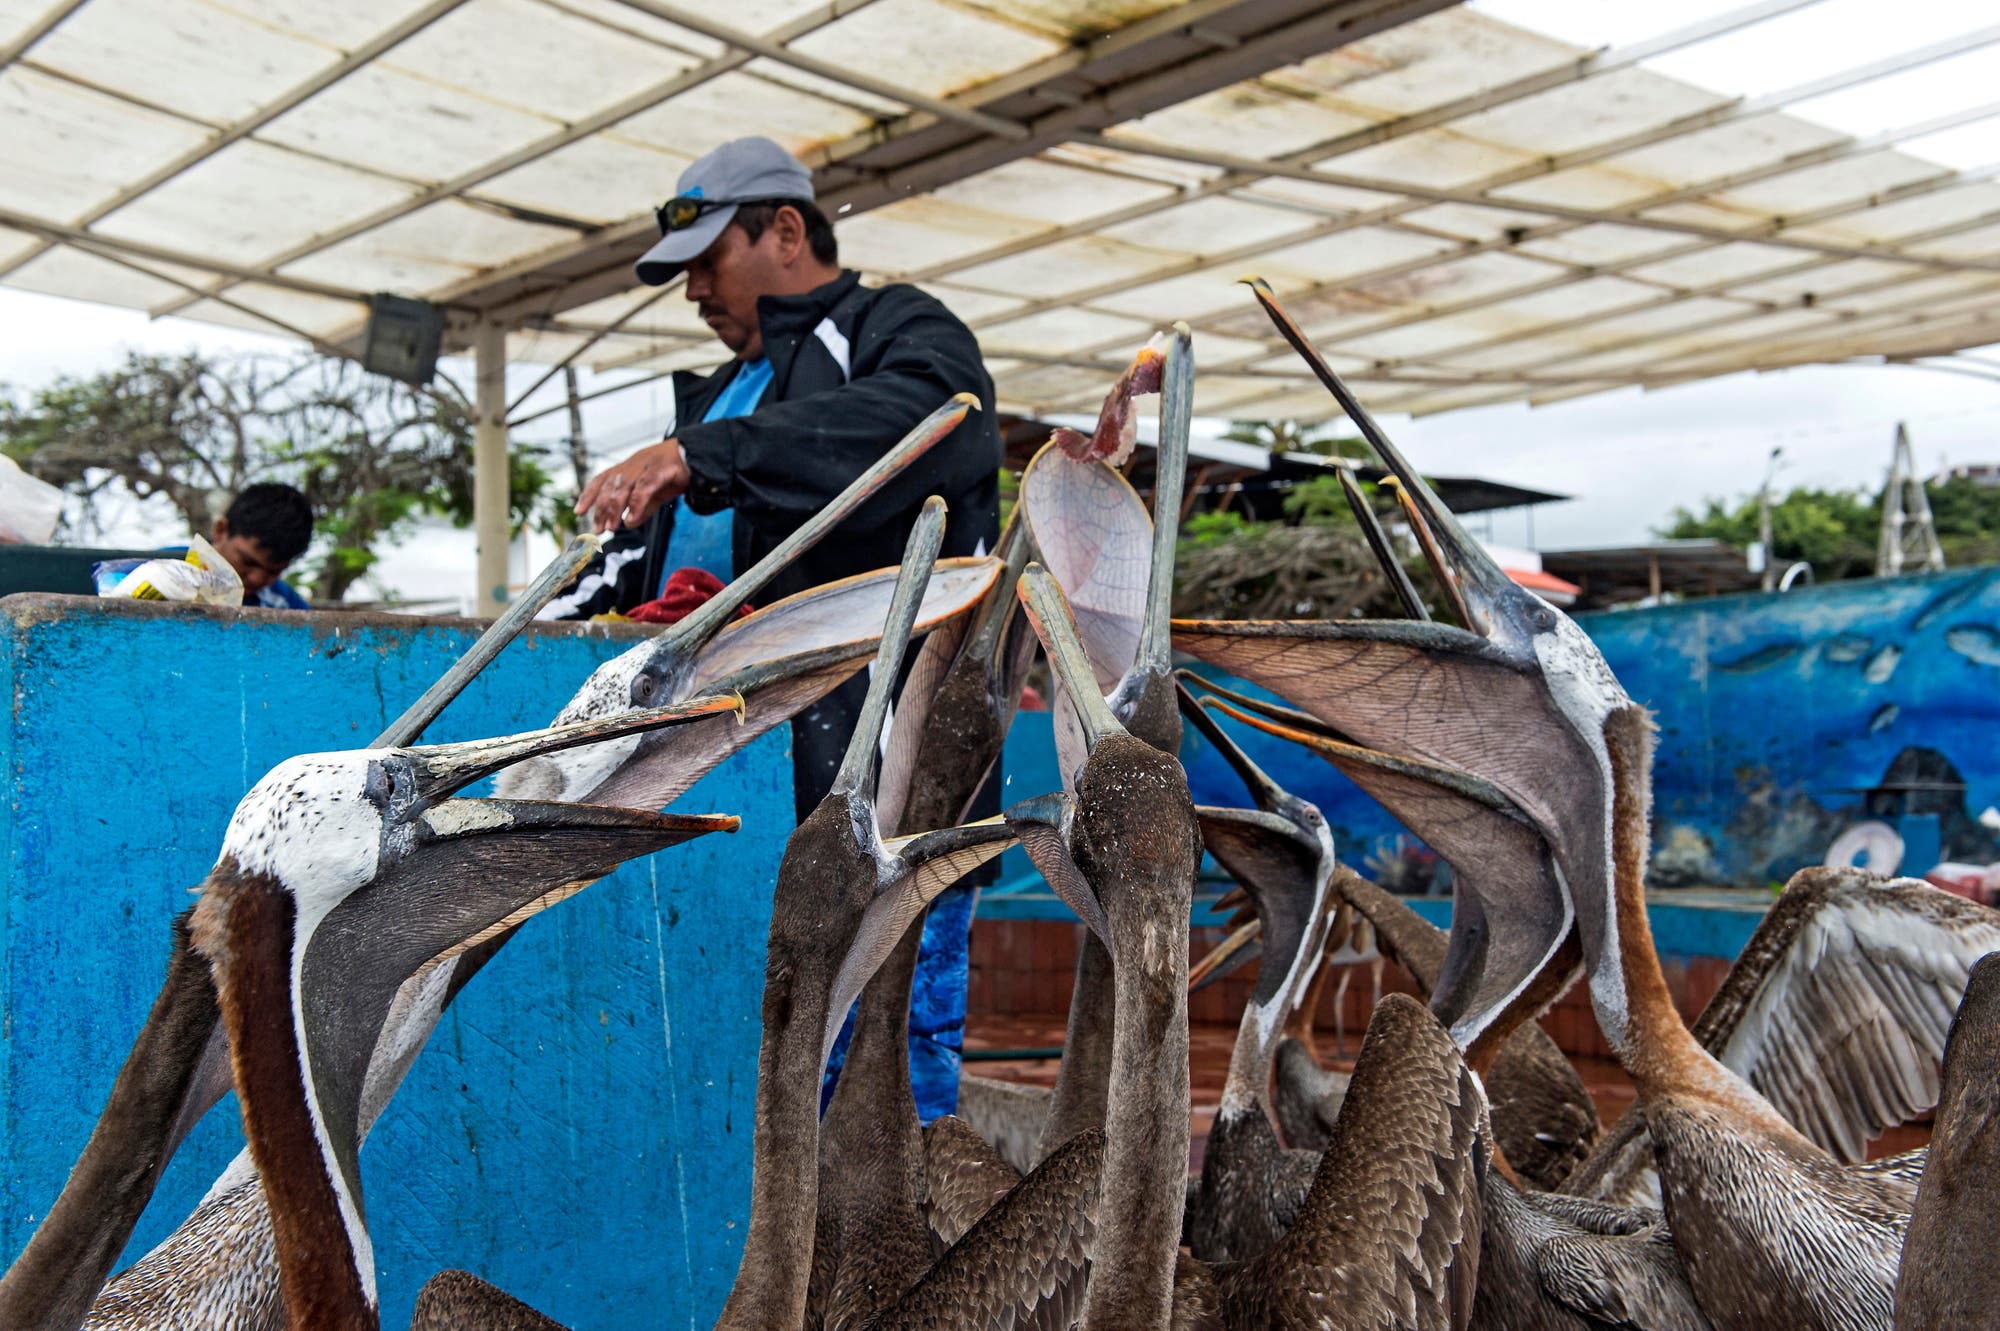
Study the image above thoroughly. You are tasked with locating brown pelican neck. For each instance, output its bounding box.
[816,915,929,1322]
[1898,952,2000,1324]
[192,865,378,1331]
[720,959,839,1328]
[1597,707,1705,1091]
[719,796,875,1330]
[0,913,227,1331]
[1072,736,1200,1329]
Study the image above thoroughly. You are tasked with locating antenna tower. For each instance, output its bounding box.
[1877,422,1945,577]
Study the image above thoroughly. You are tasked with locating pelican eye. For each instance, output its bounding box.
[630,671,661,708]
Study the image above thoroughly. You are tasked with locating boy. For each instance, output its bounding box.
[205,483,313,609]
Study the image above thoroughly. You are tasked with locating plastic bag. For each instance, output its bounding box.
[0,453,63,544]
[95,535,244,605]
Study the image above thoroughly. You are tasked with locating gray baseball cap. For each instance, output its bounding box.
[635,137,815,286]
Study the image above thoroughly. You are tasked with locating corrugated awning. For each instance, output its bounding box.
[4,0,1998,422]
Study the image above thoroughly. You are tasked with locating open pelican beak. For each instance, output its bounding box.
[1242,278,1518,635]
[736,496,1018,1074]
[1171,280,1638,1037]
[1203,695,1573,1053]
[813,496,1007,1062]
[497,395,994,809]
[1177,678,1336,1027]
[197,777,740,1307]
[405,693,744,805]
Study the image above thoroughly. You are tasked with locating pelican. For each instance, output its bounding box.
[808,509,1034,1330]
[2,535,613,1331]
[189,693,745,1330]
[1896,951,2000,1328]
[1016,329,1191,1170]
[1200,689,1710,1330]
[977,563,1203,1325]
[999,568,1495,1330]
[1175,279,2000,1330]
[707,500,1028,1330]
[1560,866,1997,1210]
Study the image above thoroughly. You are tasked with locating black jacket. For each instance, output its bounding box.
[547,270,1000,618]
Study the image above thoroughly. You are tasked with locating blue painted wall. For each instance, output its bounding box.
[0,596,792,1330]
[992,565,2000,912]
[1587,565,2000,889]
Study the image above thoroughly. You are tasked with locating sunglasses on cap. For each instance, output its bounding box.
[653,194,802,235]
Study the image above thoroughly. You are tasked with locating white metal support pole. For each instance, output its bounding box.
[473,321,511,615]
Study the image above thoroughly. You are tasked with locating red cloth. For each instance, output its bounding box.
[628,567,753,625]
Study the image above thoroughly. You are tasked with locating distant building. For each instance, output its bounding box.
[1483,543,1580,607]
[1540,539,1759,610]
[1932,462,2000,488]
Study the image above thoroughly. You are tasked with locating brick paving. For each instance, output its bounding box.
[963,919,1933,1168]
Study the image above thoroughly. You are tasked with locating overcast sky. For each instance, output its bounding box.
[2,0,1995,602]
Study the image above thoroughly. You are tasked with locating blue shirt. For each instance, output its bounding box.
[658,358,770,591]
[705,357,773,421]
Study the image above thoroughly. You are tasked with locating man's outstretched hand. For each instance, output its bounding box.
[576,439,691,532]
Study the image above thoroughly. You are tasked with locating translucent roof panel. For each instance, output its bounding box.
[2,0,1996,424]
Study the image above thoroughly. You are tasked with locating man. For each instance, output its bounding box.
[178,482,313,609]
[552,137,1002,1119]
[559,137,1001,813]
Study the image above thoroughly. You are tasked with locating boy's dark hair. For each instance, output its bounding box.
[732,199,839,266]
[224,483,314,565]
